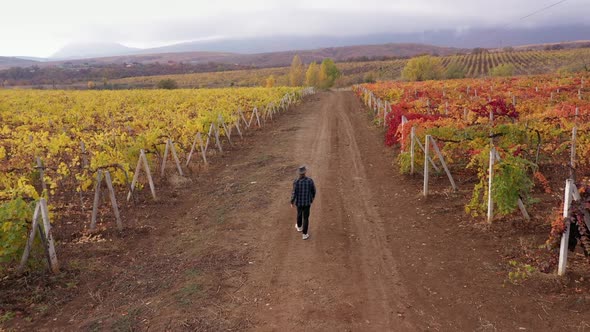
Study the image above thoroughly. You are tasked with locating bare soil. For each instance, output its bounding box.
[2,91,590,331]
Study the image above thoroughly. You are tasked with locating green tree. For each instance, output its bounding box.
[445,62,466,79]
[318,58,340,89]
[265,75,276,88]
[401,55,444,81]
[490,63,516,77]
[157,79,178,89]
[289,55,305,86]
[305,62,320,87]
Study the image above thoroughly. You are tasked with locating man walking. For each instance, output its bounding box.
[290,165,316,240]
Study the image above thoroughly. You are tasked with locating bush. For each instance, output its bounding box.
[157,79,178,89]
[401,55,444,81]
[490,64,516,77]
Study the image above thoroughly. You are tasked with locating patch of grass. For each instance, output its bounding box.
[111,307,142,332]
[256,154,273,163]
[215,206,229,224]
[83,319,102,332]
[176,283,203,306]
[185,268,201,278]
[66,280,78,289]
[506,260,537,285]
[0,311,16,324]
[35,304,49,316]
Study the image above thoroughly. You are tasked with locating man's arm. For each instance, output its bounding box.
[290,180,297,205]
[310,179,316,203]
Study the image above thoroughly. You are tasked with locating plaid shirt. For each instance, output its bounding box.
[290,176,316,206]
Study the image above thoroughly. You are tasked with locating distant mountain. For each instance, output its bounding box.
[0,57,40,68]
[130,25,590,55]
[42,43,464,69]
[51,42,139,60]
[13,56,47,62]
[42,25,590,61]
[143,35,437,54]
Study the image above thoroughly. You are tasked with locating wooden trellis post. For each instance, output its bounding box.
[248,108,261,128]
[18,198,59,274]
[233,118,243,139]
[414,134,441,173]
[558,179,590,276]
[423,135,457,197]
[186,132,208,166]
[239,109,249,129]
[161,139,184,177]
[423,135,430,197]
[428,136,457,191]
[213,124,223,152]
[128,149,157,201]
[218,115,233,146]
[90,169,123,231]
[204,123,223,154]
[558,179,574,276]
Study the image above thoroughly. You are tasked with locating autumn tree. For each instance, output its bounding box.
[265,75,276,88]
[318,58,340,89]
[401,55,444,81]
[305,62,319,87]
[289,55,305,86]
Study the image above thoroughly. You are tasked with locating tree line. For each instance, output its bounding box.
[266,55,340,89]
[0,62,256,87]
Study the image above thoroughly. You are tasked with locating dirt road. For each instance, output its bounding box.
[232,91,416,331]
[6,91,589,331]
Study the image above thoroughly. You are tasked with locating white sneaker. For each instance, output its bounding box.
[295,224,302,232]
[302,233,310,240]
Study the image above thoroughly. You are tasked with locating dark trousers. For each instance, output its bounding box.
[297,206,311,235]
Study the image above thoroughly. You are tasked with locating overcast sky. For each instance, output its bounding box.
[1,0,587,57]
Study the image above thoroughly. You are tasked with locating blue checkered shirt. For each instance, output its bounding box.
[290,176,316,207]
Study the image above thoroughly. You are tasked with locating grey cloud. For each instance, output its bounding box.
[77,1,588,45]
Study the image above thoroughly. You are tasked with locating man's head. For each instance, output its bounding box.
[298,165,307,177]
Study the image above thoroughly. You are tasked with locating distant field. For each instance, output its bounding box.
[340,48,590,83]
[112,67,290,89]
[106,48,590,89]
